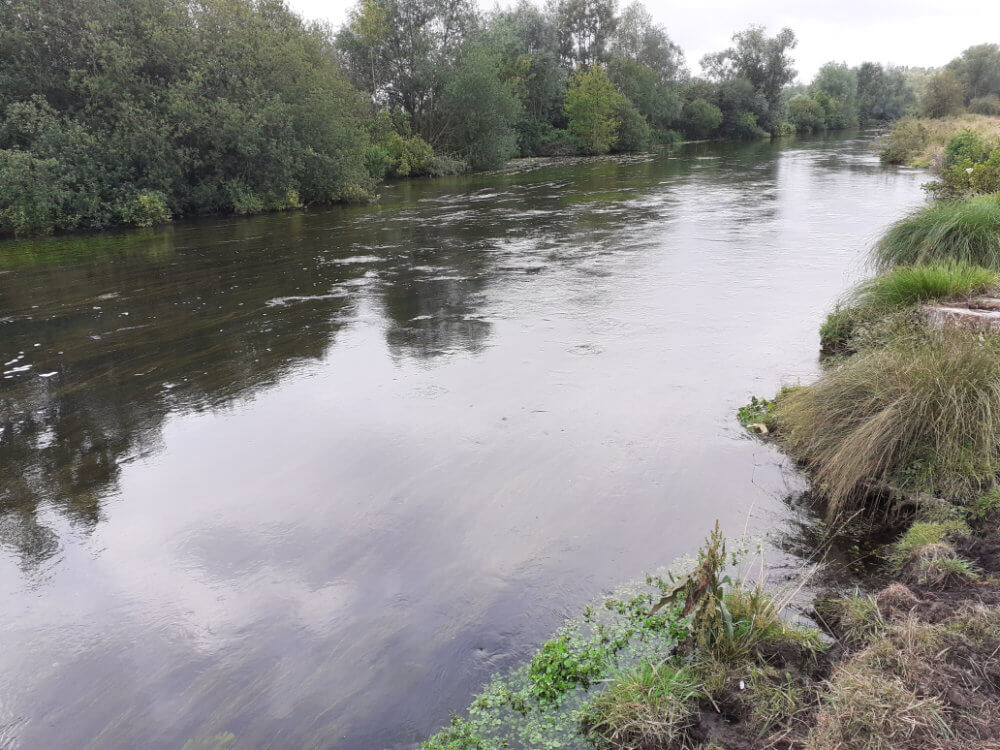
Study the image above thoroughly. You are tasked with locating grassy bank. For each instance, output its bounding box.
[879,114,1000,167]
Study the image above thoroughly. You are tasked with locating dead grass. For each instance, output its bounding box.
[879,115,1000,168]
[807,663,951,749]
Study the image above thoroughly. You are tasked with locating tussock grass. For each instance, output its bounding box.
[820,264,999,356]
[851,263,999,307]
[889,520,970,566]
[776,330,1000,516]
[879,114,1000,167]
[872,195,1000,270]
[582,661,702,749]
[815,591,887,647]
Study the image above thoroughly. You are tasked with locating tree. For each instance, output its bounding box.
[787,94,825,133]
[438,47,523,170]
[856,62,914,123]
[607,57,681,129]
[701,25,797,131]
[0,0,372,235]
[947,44,1000,103]
[921,70,966,118]
[554,0,618,66]
[337,0,478,137]
[811,62,858,129]
[611,96,650,151]
[612,2,685,82]
[480,4,567,154]
[344,0,390,110]
[564,65,620,153]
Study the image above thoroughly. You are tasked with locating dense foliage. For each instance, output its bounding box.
[2,0,998,236]
[0,0,373,235]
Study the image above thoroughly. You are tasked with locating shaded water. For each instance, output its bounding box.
[0,133,925,749]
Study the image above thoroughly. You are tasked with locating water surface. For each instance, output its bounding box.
[0,133,925,749]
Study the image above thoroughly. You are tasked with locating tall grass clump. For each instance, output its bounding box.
[872,195,1000,270]
[777,330,1000,516]
[850,263,998,307]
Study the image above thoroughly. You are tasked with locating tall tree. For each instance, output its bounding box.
[612,2,684,82]
[553,0,618,66]
[701,25,797,131]
[947,44,1000,103]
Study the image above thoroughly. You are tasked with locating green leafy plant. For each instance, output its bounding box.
[528,635,606,702]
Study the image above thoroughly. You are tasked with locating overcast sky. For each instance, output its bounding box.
[288,0,999,82]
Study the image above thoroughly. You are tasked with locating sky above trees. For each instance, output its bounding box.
[289,0,1000,80]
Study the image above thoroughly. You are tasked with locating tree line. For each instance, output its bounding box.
[1,0,998,236]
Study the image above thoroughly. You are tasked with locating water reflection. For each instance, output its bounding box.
[0,133,927,749]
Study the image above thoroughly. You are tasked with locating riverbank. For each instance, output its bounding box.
[422,153,1000,748]
[879,114,1000,167]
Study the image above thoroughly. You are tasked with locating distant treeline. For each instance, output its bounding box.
[1,0,998,236]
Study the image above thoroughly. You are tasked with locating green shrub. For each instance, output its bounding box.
[789,94,826,134]
[121,191,172,227]
[652,129,683,147]
[363,144,393,178]
[878,118,929,165]
[268,189,303,212]
[335,184,376,204]
[872,195,1000,269]
[382,131,436,177]
[536,126,578,156]
[0,149,77,235]
[944,130,992,166]
[733,112,768,140]
[777,330,1000,515]
[681,98,723,139]
[611,98,651,153]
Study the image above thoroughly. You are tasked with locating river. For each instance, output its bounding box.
[0,132,925,749]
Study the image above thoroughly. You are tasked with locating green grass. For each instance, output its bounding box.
[890,520,970,565]
[850,263,998,307]
[582,661,702,749]
[872,194,1000,270]
[777,330,1000,516]
[888,520,978,587]
[815,591,887,647]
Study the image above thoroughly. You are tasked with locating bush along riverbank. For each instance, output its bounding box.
[423,149,1000,750]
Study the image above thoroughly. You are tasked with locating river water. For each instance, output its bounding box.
[0,133,925,749]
